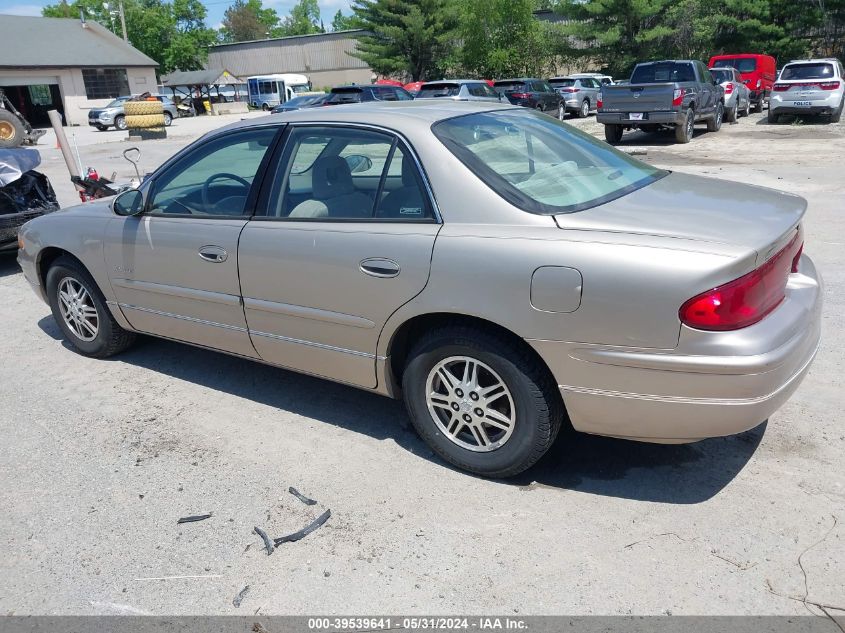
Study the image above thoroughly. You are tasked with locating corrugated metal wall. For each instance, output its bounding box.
[207,31,371,79]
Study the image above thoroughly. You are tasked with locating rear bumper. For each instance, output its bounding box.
[597,110,684,125]
[529,253,823,443]
[770,91,843,115]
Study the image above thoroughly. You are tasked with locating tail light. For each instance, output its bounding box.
[773,83,789,91]
[510,92,531,99]
[724,83,734,94]
[672,88,685,106]
[561,87,580,93]
[820,81,841,90]
[679,233,802,331]
[776,81,840,91]
[597,94,602,109]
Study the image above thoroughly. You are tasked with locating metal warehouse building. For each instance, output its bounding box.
[0,15,158,127]
[206,30,373,89]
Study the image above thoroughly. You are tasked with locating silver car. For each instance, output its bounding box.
[18,102,822,477]
[710,67,752,122]
[415,80,501,103]
[88,95,178,131]
[769,58,845,123]
[549,76,601,118]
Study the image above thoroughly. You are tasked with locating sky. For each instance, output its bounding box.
[0,0,353,30]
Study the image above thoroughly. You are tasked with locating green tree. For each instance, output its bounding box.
[331,9,354,31]
[220,0,280,42]
[350,0,459,81]
[277,0,323,35]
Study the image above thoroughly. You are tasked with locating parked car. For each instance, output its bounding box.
[709,54,777,112]
[414,80,501,103]
[569,73,614,86]
[0,148,58,253]
[17,102,821,477]
[598,60,725,144]
[769,58,845,123]
[404,81,425,97]
[493,78,562,116]
[324,84,414,105]
[548,76,601,118]
[709,66,752,121]
[88,95,178,131]
[271,94,328,113]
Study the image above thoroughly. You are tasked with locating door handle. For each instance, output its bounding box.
[198,245,228,263]
[360,257,400,278]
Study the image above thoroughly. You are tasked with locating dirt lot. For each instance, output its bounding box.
[0,109,843,616]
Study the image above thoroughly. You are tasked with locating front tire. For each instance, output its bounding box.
[604,124,623,144]
[114,115,127,131]
[402,327,562,478]
[46,257,136,358]
[753,98,763,113]
[163,112,173,127]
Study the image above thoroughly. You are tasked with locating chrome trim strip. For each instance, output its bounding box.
[560,342,818,406]
[244,297,375,329]
[250,329,385,360]
[118,303,248,332]
[112,278,241,307]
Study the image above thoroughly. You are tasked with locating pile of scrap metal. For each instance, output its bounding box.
[0,89,47,149]
[0,148,58,252]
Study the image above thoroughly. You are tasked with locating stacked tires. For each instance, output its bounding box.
[124,100,166,140]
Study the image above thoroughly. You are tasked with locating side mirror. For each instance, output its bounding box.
[113,189,144,216]
[344,154,373,174]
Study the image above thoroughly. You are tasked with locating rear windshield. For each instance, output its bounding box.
[417,83,461,98]
[494,81,528,93]
[549,79,575,87]
[432,109,666,215]
[780,63,835,80]
[713,58,758,73]
[631,62,695,83]
[710,69,734,83]
[326,89,362,104]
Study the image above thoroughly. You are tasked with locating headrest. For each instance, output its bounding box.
[312,156,354,200]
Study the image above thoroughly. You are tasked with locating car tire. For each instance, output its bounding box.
[753,99,763,113]
[578,99,589,118]
[742,98,751,117]
[163,112,172,127]
[831,97,843,123]
[767,108,780,124]
[604,124,623,144]
[114,115,127,131]
[675,109,694,143]
[46,257,136,358]
[726,106,737,123]
[706,102,724,132]
[558,103,566,121]
[262,103,270,111]
[0,109,25,149]
[402,326,563,478]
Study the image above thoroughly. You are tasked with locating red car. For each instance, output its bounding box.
[709,54,777,112]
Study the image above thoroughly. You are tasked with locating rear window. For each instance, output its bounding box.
[418,83,461,98]
[631,62,695,83]
[713,58,758,73]
[780,63,835,80]
[494,81,528,93]
[710,69,734,83]
[326,89,362,104]
[549,79,575,88]
[432,109,666,215]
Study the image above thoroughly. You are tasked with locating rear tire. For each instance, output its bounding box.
[726,106,737,123]
[706,102,724,131]
[831,98,843,123]
[753,98,763,113]
[768,108,780,124]
[604,124,623,144]
[557,103,566,120]
[0,109,25,149]
[578,99,589,118]
[402,326,563,478]
[675,109,694,143]
[46,257,136,358]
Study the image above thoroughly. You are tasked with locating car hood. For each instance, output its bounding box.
[554,171,806,258]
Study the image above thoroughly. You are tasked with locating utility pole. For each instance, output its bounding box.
[118,0,128,42]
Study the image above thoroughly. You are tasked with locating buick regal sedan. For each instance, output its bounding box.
[17,101,822,477]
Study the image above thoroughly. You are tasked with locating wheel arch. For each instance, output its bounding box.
[36,246,83,292]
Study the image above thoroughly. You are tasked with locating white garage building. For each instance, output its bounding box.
[0,15,158,127]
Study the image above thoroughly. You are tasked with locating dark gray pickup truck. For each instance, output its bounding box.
[597,60,725,144]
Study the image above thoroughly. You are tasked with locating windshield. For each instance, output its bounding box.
[710,69,733,83]
[417,83,461,98]
[631,62,695,83]
[780,63,835,80]
[106,97,129,108]
[291,83,311,94]
[326,89,362,104]
[432,109,667,215]
[713,58,758,73]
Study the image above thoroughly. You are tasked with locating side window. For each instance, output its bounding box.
[148,127,277,217]
[394,88,413,101]
[468,84,484,97]
[375,145,432,220]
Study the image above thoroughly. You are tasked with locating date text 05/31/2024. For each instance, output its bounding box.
[307,617,528,630]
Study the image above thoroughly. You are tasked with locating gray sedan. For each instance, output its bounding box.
[415,80,501,103]
[18,102,821,477]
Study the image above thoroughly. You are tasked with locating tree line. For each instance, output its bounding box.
[42,0,845,79]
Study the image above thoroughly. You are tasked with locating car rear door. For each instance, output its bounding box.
[103,125,282,357]
[237,125,441,389]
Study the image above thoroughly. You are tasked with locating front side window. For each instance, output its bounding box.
[148,127,277,217]
[82,68,130,99]
[433,109,666,215]
[266,126,432,221]
[780,63,835,80]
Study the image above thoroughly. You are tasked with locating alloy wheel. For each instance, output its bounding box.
[425,356,516,452]
[558,104,565,120]
[57,277,99,342]
[581,100,589,117]
[0,120,15,142]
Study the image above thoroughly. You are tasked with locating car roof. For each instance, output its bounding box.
[211,101,514,138]
[424,79,485,84]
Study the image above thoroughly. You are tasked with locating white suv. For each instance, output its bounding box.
[769,58,844,123]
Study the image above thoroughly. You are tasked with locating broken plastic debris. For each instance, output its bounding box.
[233,585,250,608]
[288,487,317,505]
[274,509,331,545]
[254,526,274,555]
[177,513,212,524]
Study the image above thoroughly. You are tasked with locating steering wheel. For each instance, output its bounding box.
[202,173,251,210]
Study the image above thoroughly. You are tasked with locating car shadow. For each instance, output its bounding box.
[610,127,708,146]
[0,253,21,278]
[36,318,763,503]
[755,113,837,126]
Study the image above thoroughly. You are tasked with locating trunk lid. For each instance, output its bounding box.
[600,84,676,112]
[554,172,806,261]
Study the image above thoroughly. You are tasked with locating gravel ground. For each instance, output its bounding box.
[0,109,843,617]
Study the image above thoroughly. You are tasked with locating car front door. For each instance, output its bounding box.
[238,125,440,388]
[103,125,281,357]
[697,62,717,114]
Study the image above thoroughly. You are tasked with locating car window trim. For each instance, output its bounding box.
[141,123,287,220]
[252,122,442,224]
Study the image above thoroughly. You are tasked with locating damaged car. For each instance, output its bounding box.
[0,148,58,253]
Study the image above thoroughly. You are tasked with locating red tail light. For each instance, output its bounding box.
[776,81,841,91]
[773,83,789,91]
[672,88,685,106]
[510,92,531,99]
[597,94,603,108]
[561,87,580,93]
[820,81,841,90]
[724,83,734,94]
[679,233,802,331]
